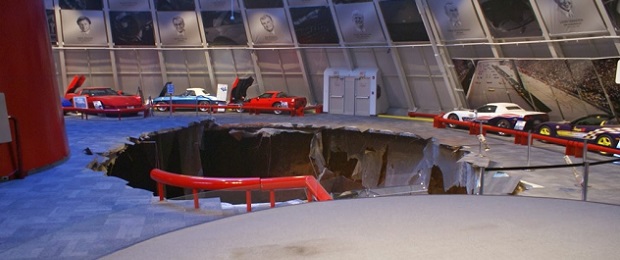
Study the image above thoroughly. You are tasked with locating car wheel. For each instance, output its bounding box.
[198,101,211,112]
[446,114,459,128]
[496,119,512,136]
[595,134,615,156]
[537,124,554,143]
[272,102,283,115]
[156,102,168,112]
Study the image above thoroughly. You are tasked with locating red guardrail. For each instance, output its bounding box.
[151,103,322,117]
[63,106,150,120]
[433,115,620,157]
[150,168,332,212]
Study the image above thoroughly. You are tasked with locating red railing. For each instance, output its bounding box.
[150,168,332,212]
[434,115,620,157]
[150,103,321,117]
[63,106,150,120]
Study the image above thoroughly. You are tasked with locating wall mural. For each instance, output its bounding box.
[109,11,155,46]
[453,58,620,121]
[379,0,428,42]
[477,0,542,38]
[202,11,247,45]
[290,6,339,44]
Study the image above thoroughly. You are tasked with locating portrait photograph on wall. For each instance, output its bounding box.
[453,58,620,121]
[290,6,338,44]
[378,0,428,42]
[243,0,283,9]
[46,10,58,44]
[478,0,542,38]
[108,0,151,11]
[288,0,328,7]
[201,11,247,46]
[426,0,486,41]
[200,0,239,10]
[602,0,620,32]
[535,0,606,36]
[335,2,386,43]
[109,11,155,46]
[61,10,108,46]
[59,0,103,10]
[246,8,293,45]
[158,12,202,46]
[156,0,195,11]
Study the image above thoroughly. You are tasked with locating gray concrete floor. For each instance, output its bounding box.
[0,111,618,259]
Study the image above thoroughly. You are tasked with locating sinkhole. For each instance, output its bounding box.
[91,120,475,201]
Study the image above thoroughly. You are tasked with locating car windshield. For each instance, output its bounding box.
[505,106,523,110]
[83,88,119,96]
[258,93,273,98]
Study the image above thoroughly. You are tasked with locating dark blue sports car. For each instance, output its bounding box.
[535,114,620,155]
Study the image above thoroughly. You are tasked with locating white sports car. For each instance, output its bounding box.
[442,102,549,135]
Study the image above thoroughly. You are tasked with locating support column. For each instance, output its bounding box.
[0,0,69,178]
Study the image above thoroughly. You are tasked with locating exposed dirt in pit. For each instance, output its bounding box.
[96,121,470,199]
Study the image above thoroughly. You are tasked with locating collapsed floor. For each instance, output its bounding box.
[92,120,475,200]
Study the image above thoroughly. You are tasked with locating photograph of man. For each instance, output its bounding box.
[351,10,365,32]
[61,10,108,45]
[172,16,185,35]
[156,0,195,11]
[247,9,293,44]
[260,14,276,34]
[77,16,91,33]
[554,0,573,17]
[444,2,461,27]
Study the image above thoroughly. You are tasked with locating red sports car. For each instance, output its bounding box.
[228,76,307,115]
[64,75,144,114]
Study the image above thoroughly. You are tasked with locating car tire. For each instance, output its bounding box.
[156,102,168,112]
[496,119,512,136]
[272,102,283,115]
[446,114,460,128]
[537,124,554,143]
[198,101,211,112]
[595,134,615,156]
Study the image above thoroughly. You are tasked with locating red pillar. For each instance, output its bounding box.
[0,1,69,178]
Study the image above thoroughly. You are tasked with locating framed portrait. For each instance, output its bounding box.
[534,0,606,36]
[158,11,203,46]
[335,2,386,43]
[425,0,486,41]
[246,8,293,45]
[109,11,155,46]
[61,10,108,46]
